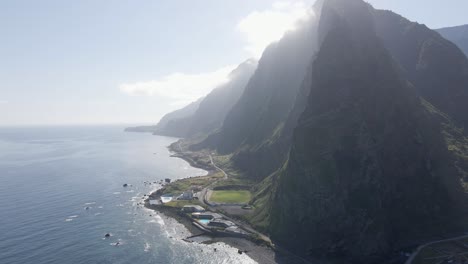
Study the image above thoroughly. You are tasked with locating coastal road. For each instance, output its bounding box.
[203,155,274,246]
[175,141,216,205]
[405,234,468,264]
[176,141,273,244]
[209,154,228,179]
[201,155,227,205]
[175,141,312,263]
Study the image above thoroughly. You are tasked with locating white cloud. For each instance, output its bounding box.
[119,65,236,104]
[0,100,8,104]
[120,1,312,104]
[237,1,313,57]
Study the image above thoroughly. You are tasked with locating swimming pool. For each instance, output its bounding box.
[198,219,210,225]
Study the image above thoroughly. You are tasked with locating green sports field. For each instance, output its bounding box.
[209,190,251,204]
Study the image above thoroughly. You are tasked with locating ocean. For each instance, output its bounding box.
[0,126,255,264]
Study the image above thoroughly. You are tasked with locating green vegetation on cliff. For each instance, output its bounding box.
[145,0,468,262]
[266,0,467,262]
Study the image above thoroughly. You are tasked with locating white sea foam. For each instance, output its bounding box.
[65,218,73,222]
[128,229,137,237]
[155,215,165,226]
[144,242,151,252]
[110,239,124,246]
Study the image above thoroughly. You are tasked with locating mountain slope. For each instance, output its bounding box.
[183,59,257,139]
[437,24,468,56]
[268,0,465,262]
[374,13,468,129]
[151,59,256,138]
[196,10,321,180]
[152,98,203,136]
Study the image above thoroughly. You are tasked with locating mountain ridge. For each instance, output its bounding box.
[135,0,468,262]
[437,24,468,56]
[268,1,465,261]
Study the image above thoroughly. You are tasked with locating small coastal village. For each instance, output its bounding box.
[147,178,253,241]
[137,140,468,264]
[141,140,282,262]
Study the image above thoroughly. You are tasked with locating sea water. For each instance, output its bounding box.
[0,126,255,264]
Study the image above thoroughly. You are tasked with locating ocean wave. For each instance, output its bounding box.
[155,215,165,226]
[144,242,151,252]
[110,239,124,246]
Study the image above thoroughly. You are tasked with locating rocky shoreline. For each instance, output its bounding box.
[144,191,281,264]
[168,142,215,173]
[142,141,315,264]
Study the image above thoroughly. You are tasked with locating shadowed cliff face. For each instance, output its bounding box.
[437,25,468,57]
[184,59,257,139]
[270,0,465,262]
[374,11,468,130]
[197,10,321,180]
[152,59,257,139]
[153,98,202,136]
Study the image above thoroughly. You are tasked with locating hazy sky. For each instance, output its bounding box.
[1,0,467,126]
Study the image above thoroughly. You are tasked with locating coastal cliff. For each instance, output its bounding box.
[138,0,468,262]
[269,0,466,262]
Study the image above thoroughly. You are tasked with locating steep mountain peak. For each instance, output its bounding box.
[316,0,376,46]
[204,9,320,155]
[267,0,466,262]
[192,4,322,181]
